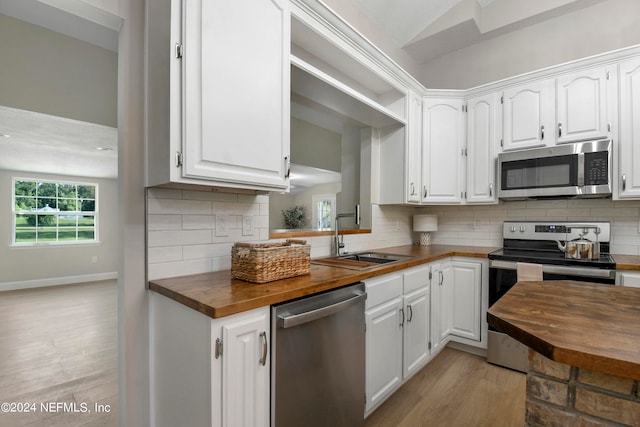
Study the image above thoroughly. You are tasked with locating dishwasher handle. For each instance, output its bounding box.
[277,291,366,329]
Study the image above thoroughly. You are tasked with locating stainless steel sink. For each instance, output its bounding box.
[311,251,415,270]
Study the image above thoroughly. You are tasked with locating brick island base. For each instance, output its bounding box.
[527,350,640,426]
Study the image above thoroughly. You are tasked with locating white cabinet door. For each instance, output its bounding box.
[407,91,423,203]
[430,261,453,355]
[502,80,554,151]
[617,271,640,288]
[556,66,612,144]
[450,261,482,341]
[618,58,640,199]
[422,99,465,204]
[182,0,290,190]
[466,93,500,204]
[214,308,270,427]
[403,287,430,379]
[365,296,403,414]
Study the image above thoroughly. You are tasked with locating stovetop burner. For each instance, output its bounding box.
[489,248,615,269]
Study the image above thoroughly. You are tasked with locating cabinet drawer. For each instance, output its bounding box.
[365,274,402,308]
[403,266,430,294]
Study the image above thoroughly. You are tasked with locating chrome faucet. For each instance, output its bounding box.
[334,205,361,256]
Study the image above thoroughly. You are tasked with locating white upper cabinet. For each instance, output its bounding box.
[502,80,554,151]
[502,66,614,152]
[146,0,290,192]
[422,98,465,204]
[465,93,500,204]
[556,66,612,144]
[618,58,640,199]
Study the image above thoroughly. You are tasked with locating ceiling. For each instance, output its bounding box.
[0,106,117,179]
[348,0,607,64]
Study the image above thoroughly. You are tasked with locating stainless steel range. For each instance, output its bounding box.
[487,221,616,372]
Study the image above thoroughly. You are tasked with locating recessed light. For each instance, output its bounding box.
[96,147,113,151]
[0,133,10,138]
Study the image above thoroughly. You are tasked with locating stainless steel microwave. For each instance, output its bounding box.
[498,139,612,200]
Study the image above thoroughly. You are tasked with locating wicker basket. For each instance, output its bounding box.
[231,239,310,283]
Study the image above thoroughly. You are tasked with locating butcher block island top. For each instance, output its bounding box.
[148,244,496,319]
[487,280,640,381]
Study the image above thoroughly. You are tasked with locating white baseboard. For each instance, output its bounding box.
[447,341,488,358]
[0,272,118,292]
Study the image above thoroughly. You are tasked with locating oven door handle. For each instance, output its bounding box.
[489,260,615,280]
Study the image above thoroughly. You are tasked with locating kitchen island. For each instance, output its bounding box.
[487,281,640,426]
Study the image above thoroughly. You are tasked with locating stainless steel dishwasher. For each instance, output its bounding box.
[271,282,366,427]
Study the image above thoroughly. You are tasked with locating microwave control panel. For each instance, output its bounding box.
[584,151,609,185]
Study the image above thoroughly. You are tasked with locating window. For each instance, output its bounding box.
[311,194,335,229]
[13,178,98,245]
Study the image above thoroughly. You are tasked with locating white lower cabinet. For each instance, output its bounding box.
[450,261,482,341]
[365,265,431,415]
[151,293,269,427]
[364,273,404,415]
[402,267,431,379]
[431,259,484,356]
[616,271,640,288]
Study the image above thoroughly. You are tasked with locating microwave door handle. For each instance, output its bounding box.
[577,153,585,187]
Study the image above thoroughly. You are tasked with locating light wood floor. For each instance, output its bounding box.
[0,280,117,426]
[365,347,527,427]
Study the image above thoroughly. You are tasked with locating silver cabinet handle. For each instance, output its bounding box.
[215,338,222,359]
[407,305,413,323]
[259,331,267,366]
[439,270,443,286]
[423,186,428,198]
[558,122,562,138]
[399,308,405,327]
[410,182,416,196]
[284,156,291,178]
[540,125,545,140]
[622,174,627,191]
[489,183,493,197]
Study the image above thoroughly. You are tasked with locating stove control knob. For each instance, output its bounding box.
[510,226,517,233]
[520,226,526,232]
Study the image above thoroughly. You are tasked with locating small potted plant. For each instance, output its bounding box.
[282,205,307,229]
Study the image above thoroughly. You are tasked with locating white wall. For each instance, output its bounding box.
[419,199,640,255]
[116,0,148,425]
[419,0,640,89]
[0,14,118,127]
[0,170,118,289]
[291,117,341,172]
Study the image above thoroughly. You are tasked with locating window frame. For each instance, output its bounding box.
[12,177,99,246]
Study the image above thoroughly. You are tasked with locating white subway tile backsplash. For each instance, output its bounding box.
[147,187,182,199]
[147,188,640,281]
[148,246,183,263]
[183,243,233,260]
[181,190,229,201]
[182,215,216,230]
[147,214,182,231]
[148,230,212,247]
[422,199,640,253]
[148,258,213,281]
[148,198,212,215]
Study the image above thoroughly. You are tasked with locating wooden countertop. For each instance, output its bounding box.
[612,253,640,271]
[487,280,640,380]
[149,244,496,319]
